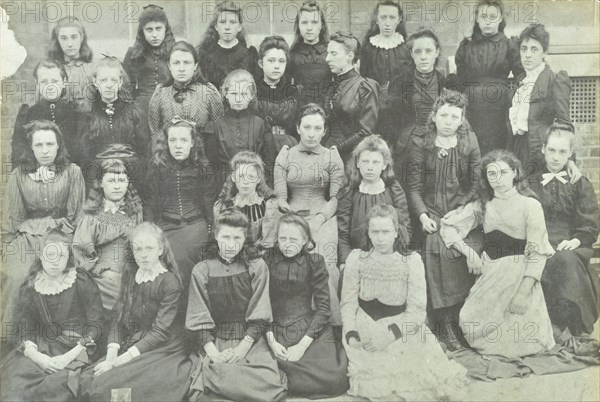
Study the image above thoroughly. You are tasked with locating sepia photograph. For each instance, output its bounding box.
[0,0,599,401]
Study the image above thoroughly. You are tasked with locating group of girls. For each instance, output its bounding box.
[2,0,599,401]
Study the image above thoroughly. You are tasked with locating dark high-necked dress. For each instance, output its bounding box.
[123,47,172,113]
[265,247,349,398]
[197,42,258,90]
[530,165,600,335]
[455,31,523,154]
[288,41,333,107]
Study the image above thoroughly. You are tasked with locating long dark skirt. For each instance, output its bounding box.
[274,322,349,399]
[541,248,599,335]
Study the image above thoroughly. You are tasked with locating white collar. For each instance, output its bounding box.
[34,269,77,295]
[369,32,404,49]
[435,134,458,149]
[359,178,386,194]
[135,264,168,284]
[524,62,546,81]
[104,199,125,214]
[218,38,239,49]
[233,192,264,207]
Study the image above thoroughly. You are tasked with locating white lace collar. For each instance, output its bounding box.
[34,269,77,295]
[369,33,404,49]
[359,178,386,194]
[233,192,264,207]
[218,38,239,49]
[435,134,458,149]
[104,199,125,214]
[135,264,168,284]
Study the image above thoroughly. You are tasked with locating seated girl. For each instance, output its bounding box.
[440,149,556,358]
[186,208,287,402]
[1,228,103,402]
[341,204,467,400]
[214,151,280,249]
[265,213,349,398]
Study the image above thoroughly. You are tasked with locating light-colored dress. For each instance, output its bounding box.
[440,188,556,358]
[341,249,468,400]
[274,144,345,324]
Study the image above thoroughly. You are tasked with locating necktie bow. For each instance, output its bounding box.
[541,171,568,186]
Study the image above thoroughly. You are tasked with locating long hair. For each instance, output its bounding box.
[363,1,408,43]
[291,1,330,51]
[164,41,207,86]
[152,117,202,167]
[117,222,181,325]
[406,27,441,68]
[18,120,70,171]
[476,149,537,217]
[217,151,276,206]
[48,17,93,63]
[423,90,472,157]
[196,1,249,56]
[361,204,409,255]
[342,134,395,196]
[92,56,133,102]
[83,158,143,220]
[275,212,316,253]
[472,0,507,36]
[128,5,175,62]
[205,208,260,267]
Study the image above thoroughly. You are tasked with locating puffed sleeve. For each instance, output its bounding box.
[454,38,470,91]
[148,85,163,139]
[359,42,373,79]
[390,180,412,244]
[143,165,159,222]
[439,202,483,248]
[1,169,27,244]
[72,214,99,271]
[76,269,105,342]
[258,198,281,249]
[337,80,379,156]
[306,253,331,339]
[273,145,290,202]
[340,249,361,343]
[464,132,482,203]
[205,83,225,123]
[11,104,30,166]
[132,272,182,354]
[186,262,215,348]
[336,188,353,265]
[523,198,554,280]
[405,137,429,218]
[573,178,600,248]
[122,47,138,93]
[63,164,85,231]
[321,146,344,220]
[131,102,151,163]
[507,36,524,80]
[245,259,273,341]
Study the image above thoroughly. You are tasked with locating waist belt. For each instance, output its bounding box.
[359,298,406,321]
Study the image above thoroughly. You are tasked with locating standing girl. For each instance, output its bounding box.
[455,0,523,155]
[73,159,143,320]
[289,0,333,107]
[265,213,349,398]
[0,228,104,402]
[361,1,411,145]
[440,150,556,358]
[337,135,411,270]
[81,223,195,401]
[196,1,258,89]
[406,90,481,351]
[214,151,280,249]
[146,118,214,283]
[274,103,345,325]
[186,208,287,402]
[341,205,467,400]
[252,36,301,152]
[148,41,224,141]
[123,4,175,113]
[48,17,95,112]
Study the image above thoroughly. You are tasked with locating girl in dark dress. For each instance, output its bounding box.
[405,90,481,351]
[186,208,287,402]
[80,222,195,401]
[12,60,81,166]
[455,0,523,155]
[389,28,451,183]
[146,118,214,283]
[252,36,301,151]
[79,57,150,190]
[123,4,174,113]
[507,23,580,181]
[214,151,280,249]
[48,17,95,112]
[529,126,599,336]
[0,228,104,402]
[337,135,411,271]
[289,0,333,107]
[324,31,379,161]
[265,213,349,398]
[196,1,258,90]
[360,1,411,145]
[203,69,276,188]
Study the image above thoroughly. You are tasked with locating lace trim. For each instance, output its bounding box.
[34,269,77,295]
[358,252,409,305]
[435,135,458,149]
[233,193,264,208]
[135,264,168,284]
[369,33,405,49]
[359,179,385,195]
